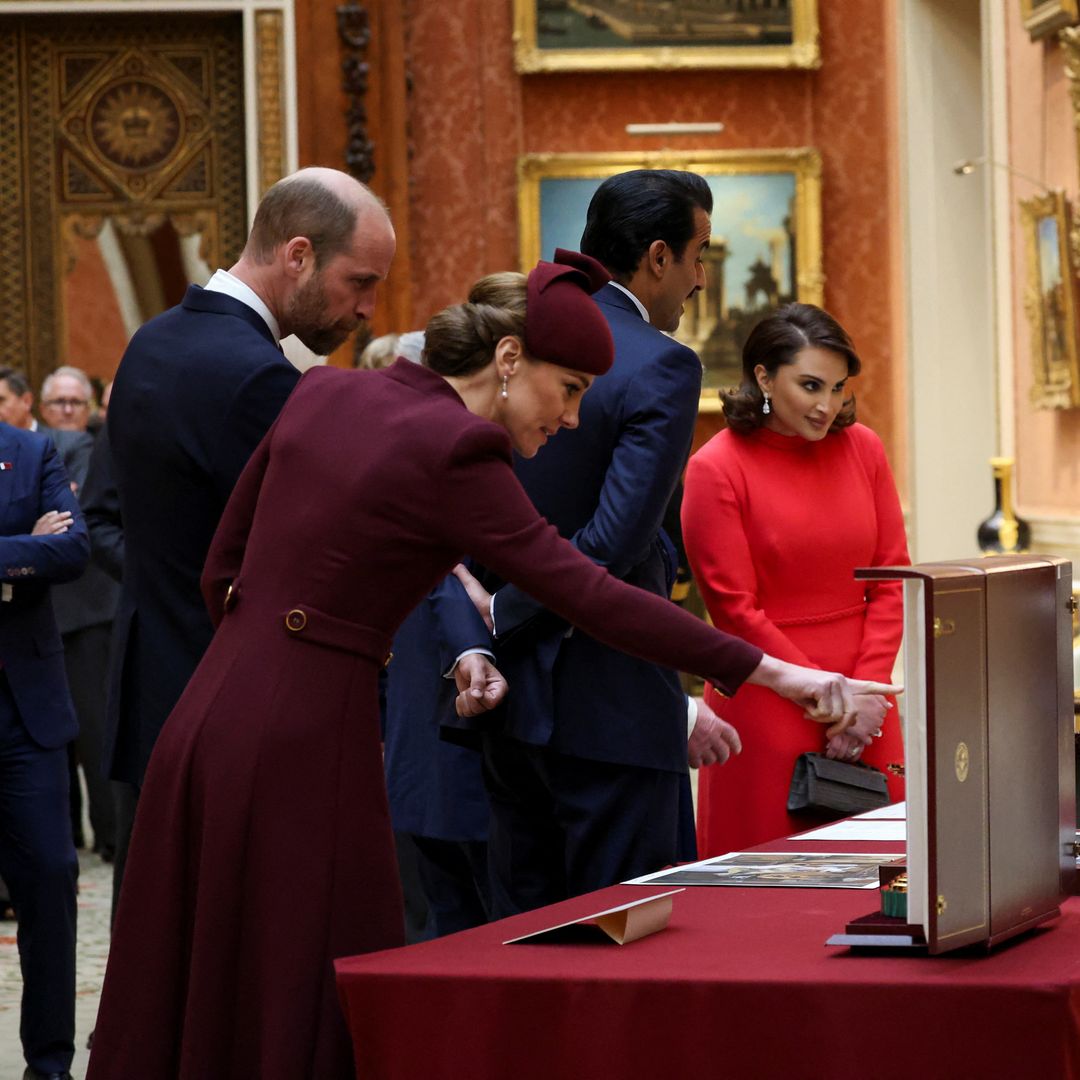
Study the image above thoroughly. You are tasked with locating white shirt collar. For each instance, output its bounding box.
[608,281,650,324]
[204,269,281,344]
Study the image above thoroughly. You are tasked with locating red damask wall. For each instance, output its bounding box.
[400,0,903,469]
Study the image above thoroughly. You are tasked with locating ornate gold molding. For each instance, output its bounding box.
[1023,0,1080,41]
[255,10,286,195]
[513,0,820,73]
[1020,190,1080,409]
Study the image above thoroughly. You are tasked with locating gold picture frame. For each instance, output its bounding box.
[1021,0,1080,40]
[1020,190,1080,409]
[513,0,820,73]
[518,149,824,412]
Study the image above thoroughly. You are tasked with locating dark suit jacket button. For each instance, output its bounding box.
[285,609,307,632]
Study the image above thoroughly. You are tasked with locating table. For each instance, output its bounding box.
[336,839,1080,1080]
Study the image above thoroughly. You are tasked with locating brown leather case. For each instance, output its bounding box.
[853,555,1075,954]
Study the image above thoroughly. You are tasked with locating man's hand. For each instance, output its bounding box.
[687,695,742,769]
[31,510,73,536]
[746,655,901,738]
[453,653,508,717]
[452,563,494,633]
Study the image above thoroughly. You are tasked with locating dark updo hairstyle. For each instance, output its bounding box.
[721,303,861,435]
[422,272,527,377]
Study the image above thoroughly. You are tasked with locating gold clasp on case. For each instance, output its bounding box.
[936,894,948,915]
[954,741,970,783]
[933,617,956,638]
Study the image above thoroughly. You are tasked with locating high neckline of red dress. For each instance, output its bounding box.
[749,424,820,451]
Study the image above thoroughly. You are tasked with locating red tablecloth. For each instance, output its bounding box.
[336,840,1080,1080]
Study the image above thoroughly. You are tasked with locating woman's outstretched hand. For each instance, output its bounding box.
[744,655,901,739]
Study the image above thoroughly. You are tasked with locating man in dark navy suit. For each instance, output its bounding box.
[477,170,741,915]
[0,421,89,1080]
[103,167,396,907]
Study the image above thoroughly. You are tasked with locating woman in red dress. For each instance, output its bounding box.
[683,303,909,858]
[89,262,895,1080]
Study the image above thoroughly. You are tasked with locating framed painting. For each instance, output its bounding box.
[512,0,820,73]
[1020,190,1080,409]
[1020,0,1080,40]
[518,149,823,412]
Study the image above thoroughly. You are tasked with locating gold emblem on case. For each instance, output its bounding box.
[955,741,970,783]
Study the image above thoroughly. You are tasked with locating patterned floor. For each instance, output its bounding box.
[0,851,111,1079]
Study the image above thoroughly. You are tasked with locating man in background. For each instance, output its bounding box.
[0,420,88,1080]
[477,170,737,915]
[39,367,94,434]
[103,166,396,906]
[37,364,121,862]
[0,368,38,432]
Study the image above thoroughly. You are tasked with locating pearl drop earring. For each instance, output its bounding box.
[762,392,771,416]
[500,375,509,400]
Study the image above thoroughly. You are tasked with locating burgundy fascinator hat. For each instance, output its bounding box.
[524,248,615,376]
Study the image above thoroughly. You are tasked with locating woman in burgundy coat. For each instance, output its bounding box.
[88,253,897,1080]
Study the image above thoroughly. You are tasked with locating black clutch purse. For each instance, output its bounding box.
[786,752,890,817]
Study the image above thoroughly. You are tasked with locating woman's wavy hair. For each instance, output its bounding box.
[721,302,860,435]
[422,273,527,377]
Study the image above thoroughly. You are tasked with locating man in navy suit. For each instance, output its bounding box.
[0,421,89,1080]
[103,167,396,907]
[478,170,741,915]
[384,571,504,939]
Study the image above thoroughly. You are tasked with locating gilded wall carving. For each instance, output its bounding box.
[255,10,286,196]
[0,14,247,384]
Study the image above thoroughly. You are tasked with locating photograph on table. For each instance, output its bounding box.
[518,149,823,411]
[625,851,892,889]
[1020,0,1080,40]
[1019,189,1080,409]
[512,0,820,72]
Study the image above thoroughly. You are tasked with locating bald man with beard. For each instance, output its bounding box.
[101,168,395,908]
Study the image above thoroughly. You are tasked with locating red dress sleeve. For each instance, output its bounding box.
[439,425,764,696]
[681,447,818,668]
[850,428,910,683]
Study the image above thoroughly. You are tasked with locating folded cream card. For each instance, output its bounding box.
[504,889,683,946]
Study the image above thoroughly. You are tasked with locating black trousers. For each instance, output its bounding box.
[0,673,77,1075]
[412,835,490,938]
[481,733,680,919]
[64,623,115,854]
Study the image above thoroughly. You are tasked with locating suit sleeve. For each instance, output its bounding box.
[492,341,699,638]
[0,438,89,585]
[851,431,910,682]
[212,359,300,500]
[681,448,818,669]
[201,420,275,627]
[427,573,493,673]
[441,426,762,696]
[80,425,124,582]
